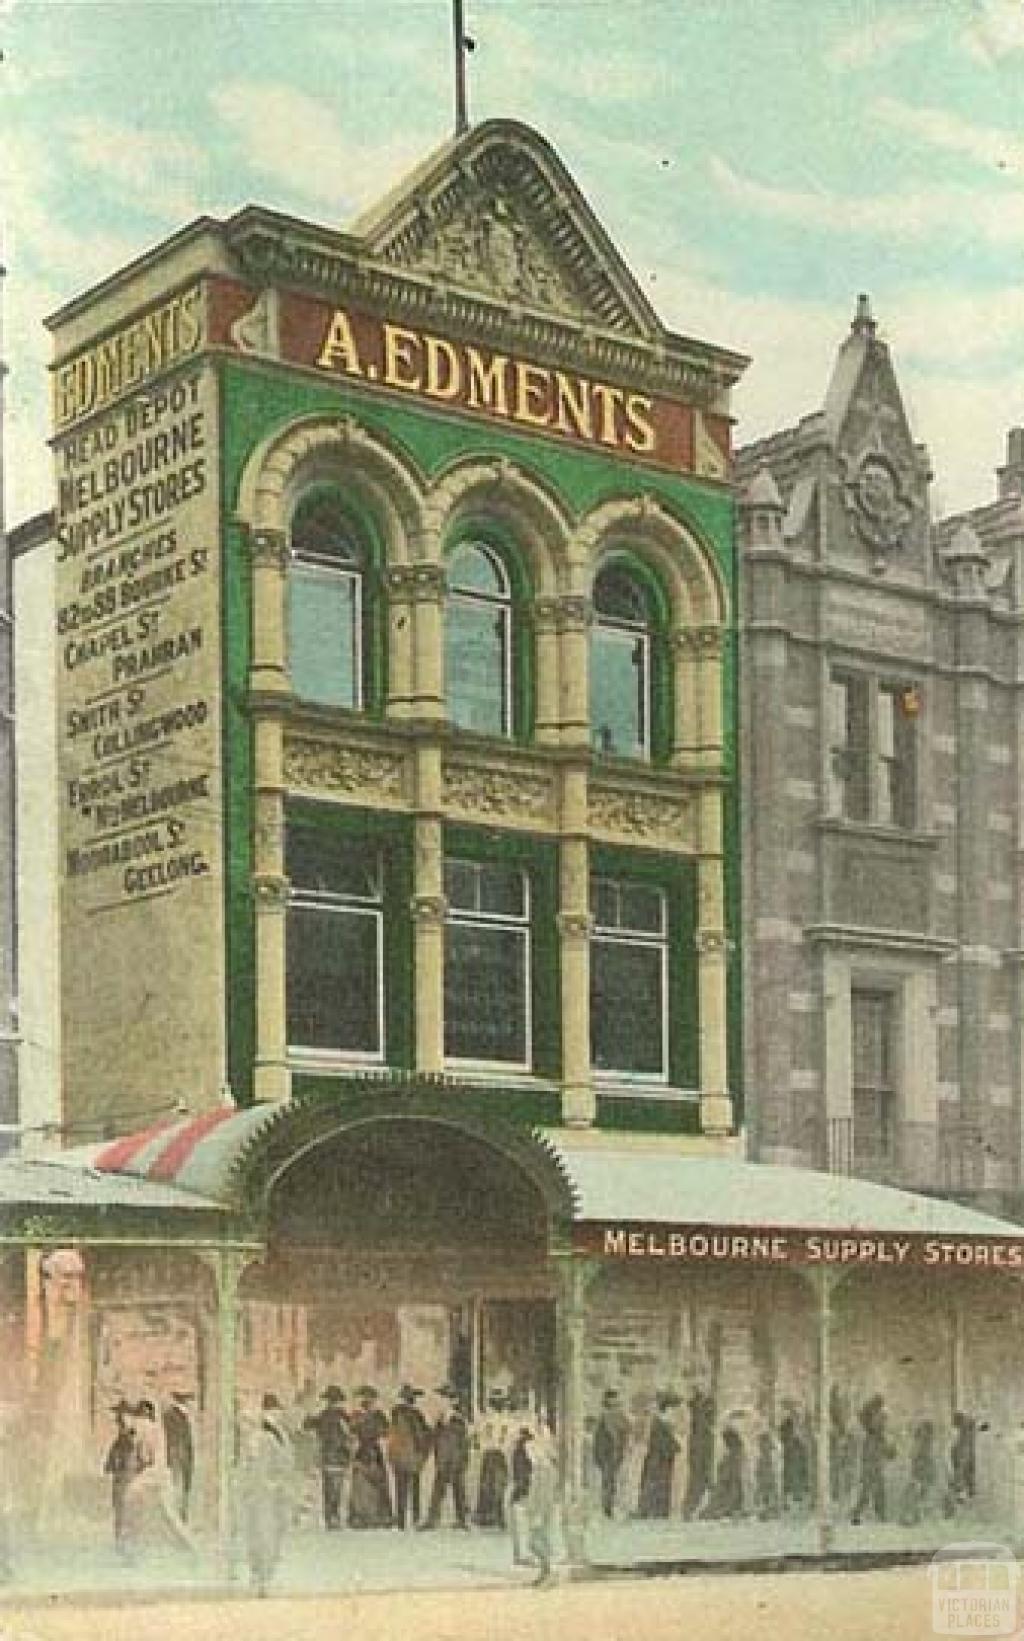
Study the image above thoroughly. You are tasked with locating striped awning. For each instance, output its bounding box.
[52,1104,274,1203]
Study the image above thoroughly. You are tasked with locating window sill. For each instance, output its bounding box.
[594,1079,700,1103]
[287,1050,387,1074]
[816,817,941,850]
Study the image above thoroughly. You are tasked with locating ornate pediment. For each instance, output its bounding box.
[355,120,661,340]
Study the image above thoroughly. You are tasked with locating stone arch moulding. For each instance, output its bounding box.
[573,494,730,631]
[423,455,573,597]
[226,1078,578,1236]
[234,413,429,565]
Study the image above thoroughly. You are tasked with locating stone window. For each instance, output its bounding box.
[828,670,918,828]
[288,487,370,709]
[590,877,669,1079]
[851,986,898,1172]
[285,829,384,1059]
[443,858,531,1067]
[445,541,514,737]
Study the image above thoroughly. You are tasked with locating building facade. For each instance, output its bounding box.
[737,298,1024,1217]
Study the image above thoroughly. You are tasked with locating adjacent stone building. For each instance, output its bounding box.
[737,298,1024,1217]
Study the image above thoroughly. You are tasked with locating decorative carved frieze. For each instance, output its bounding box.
[589,786,694,847]
[229,286,280,359]
[841,451,914,573]
[283,737,408,803]
[403,190,587,321]
[442,761,554,825]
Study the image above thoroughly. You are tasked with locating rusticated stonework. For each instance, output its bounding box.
[283,737,408,804]
[589,786,695,849]
[442,761,555,826]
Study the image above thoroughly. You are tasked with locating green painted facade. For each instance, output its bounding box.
[218,354,741,1137]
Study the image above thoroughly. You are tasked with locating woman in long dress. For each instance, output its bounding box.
[348,1389,393,1528]
[122,1399,197,1559]
[239,1395,294,1596]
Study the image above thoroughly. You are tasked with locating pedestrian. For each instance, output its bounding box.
[945,1411,977,1515]
[122,1398,197,1557]
[421,1385,471,1529]
[780,1399,810,1512]
[103,1399,141,1557]
[638,1391,681,1519]
[851,1393,895,1525]
[474,1419,509,1528]
[829,1387,856,1512]
[302,1384,351,1530]
[753,1429,779,1520]
[525,1424,561,1587]
[162,1390,195,1522]
[388,1384,431,1529]
[509,1425,534,1566]
[704,1424,745,1520]
[239,1393,294,1597]
[348,1386,393,1528]
[682,1383,716,1519]
[901,1419,937,1526]
[592,1389,631,1521]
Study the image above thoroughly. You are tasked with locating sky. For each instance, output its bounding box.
[3,0,1024,524]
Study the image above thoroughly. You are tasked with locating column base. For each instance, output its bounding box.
[561,1082,595,1128]
[249,665,290,696]
[700,1093,734,1135]
[253,1060,291,1103]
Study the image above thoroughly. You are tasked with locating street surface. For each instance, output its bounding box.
[0,1566,969,1641]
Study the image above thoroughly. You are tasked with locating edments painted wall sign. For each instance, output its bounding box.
[576,1221,1024,1270]
[208,280,730,479]
[52,286,205,433]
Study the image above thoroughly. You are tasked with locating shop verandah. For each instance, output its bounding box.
[0,1080,1023,1591]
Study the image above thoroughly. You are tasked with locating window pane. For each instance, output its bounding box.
[619,884,664,933]
[444,859,478,911]
[594,564,647,623]
[852,991,893,1088]
[287,904,380,1053]
[478,862,525,918]
[446,598,508,734]
[878,684,917,829]
[449,542,506,597]
[830,673,869,821]
[444,923,528,1063]
[592,879,618,929]
[286,832,378,900]
[590,939,665,1075]
[591,626,646,758]
[292,493,360,562]
[289,568,360,707]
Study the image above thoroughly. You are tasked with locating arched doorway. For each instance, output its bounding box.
[237,1115,564,1428]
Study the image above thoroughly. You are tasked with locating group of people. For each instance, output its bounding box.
[590,1385,981,1530]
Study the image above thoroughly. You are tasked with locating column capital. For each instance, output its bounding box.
[248,526,290,570]
[556,593,592,633]
[557,911,593,942]
[252,873,290,911]
[695,928,728,956]
[410,892,447,926]
[389,563,446,604]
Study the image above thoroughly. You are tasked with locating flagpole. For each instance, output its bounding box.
[453,0,469,135]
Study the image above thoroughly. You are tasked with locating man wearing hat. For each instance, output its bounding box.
[302,1386,352,1530]
[349,1386,392,1527]
[593,1388,631,1520]
[388,1385,431,1529]
[421,1385,471,1530]
[103,1399,140,1556]
[638,1390,681,1519]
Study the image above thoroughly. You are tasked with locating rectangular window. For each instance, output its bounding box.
[590,877,668,1078]
[829,670,917,829]
[444,859,530,1067]
[288,564,361,708]
[590,628,648,759]
[851,987,896,1171]
[286,830,383,1058]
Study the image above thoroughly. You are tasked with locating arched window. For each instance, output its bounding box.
[590,557,658,759]
[445,539,513,736]
[288,488,368,708]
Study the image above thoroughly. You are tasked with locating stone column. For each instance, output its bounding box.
[204,1247,244,1571]
[558,594,591,747]
[559,763,593,1127]
[410,564,446,723]
[697,790,732,1133]
[413,744,445,1073]
[554,1252,599,1566]
[695,625,724,770]
[533,596,561,747]
[669,627,700,771]
[384,565,417,721]
[813,1267,836,1556]
[252,715,289,1102]
[247,526,290,696]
